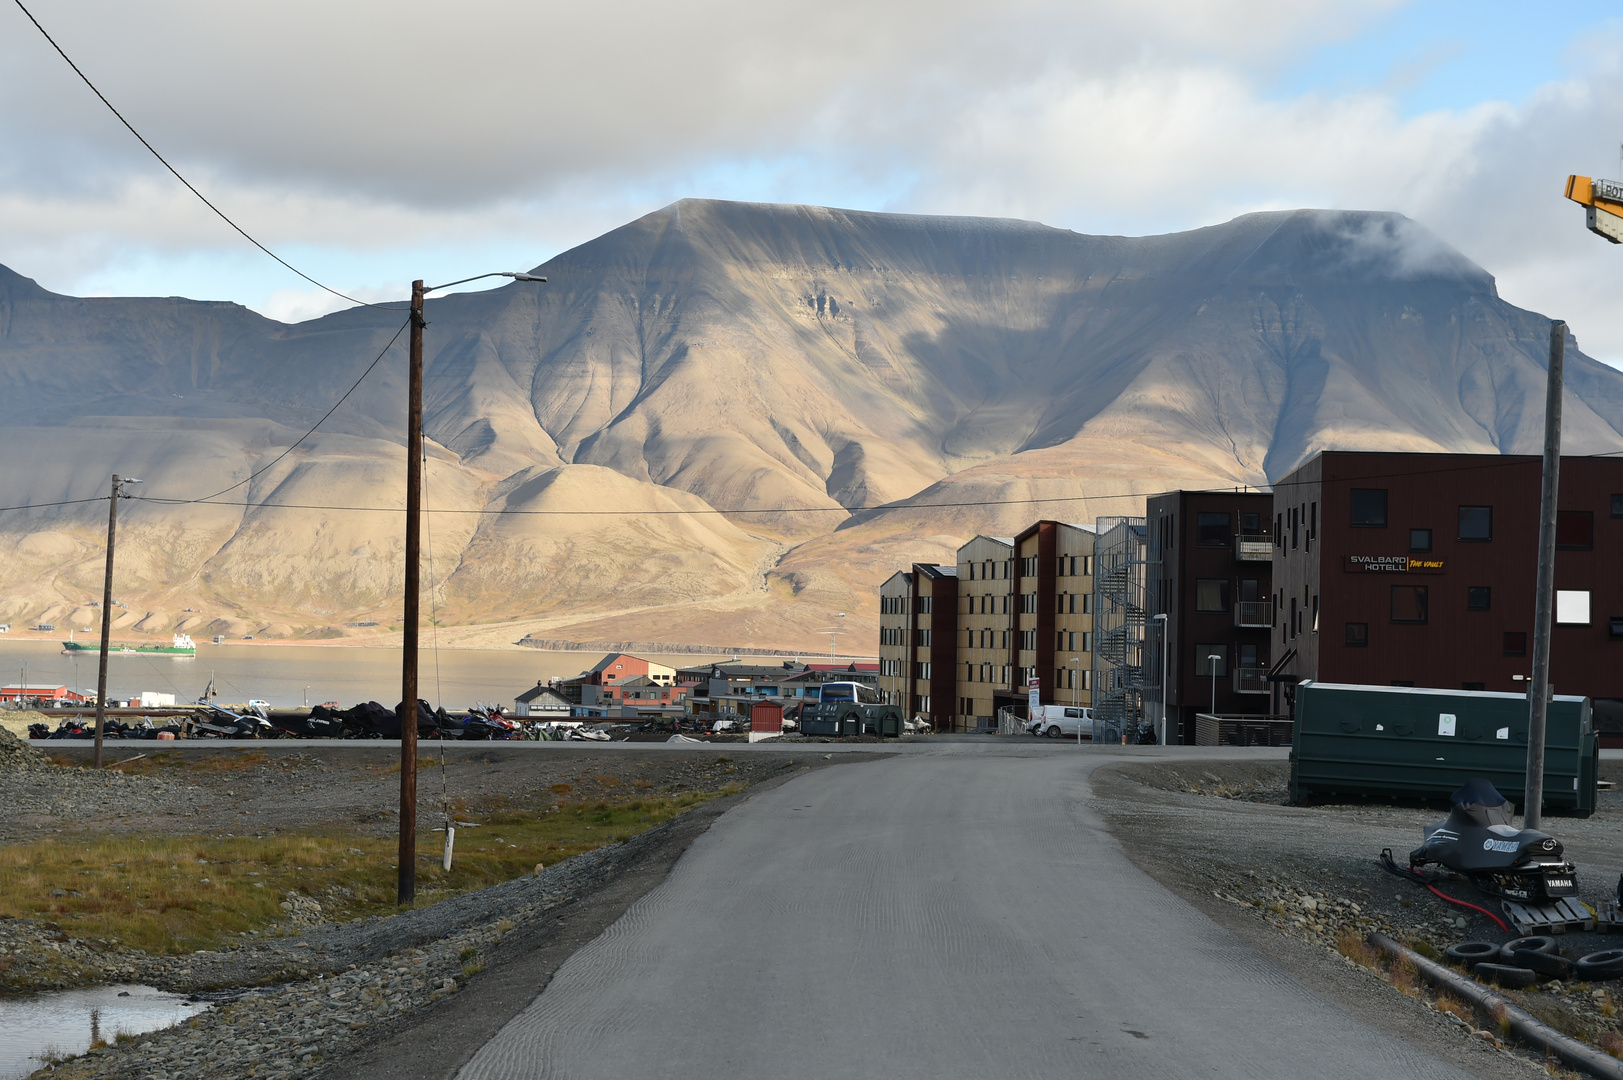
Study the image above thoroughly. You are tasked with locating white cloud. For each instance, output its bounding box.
[2,1,1620,362]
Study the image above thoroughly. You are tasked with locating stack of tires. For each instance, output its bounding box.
[1444,936,1623,986]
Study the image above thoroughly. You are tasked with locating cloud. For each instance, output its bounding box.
[2,1,1621,361]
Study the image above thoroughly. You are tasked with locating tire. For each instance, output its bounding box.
[1504,949,1574,979]
[1473,963,1540,989]
[1044,726,1061,739]
[1443,941,1501,969]
[1501,936,1558,962]
[1576,950,1623,982]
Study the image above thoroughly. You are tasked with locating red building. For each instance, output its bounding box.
[0,684,86,704]
[1272,452,1623,722]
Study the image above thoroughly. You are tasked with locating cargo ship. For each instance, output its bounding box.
[63,632,197,657]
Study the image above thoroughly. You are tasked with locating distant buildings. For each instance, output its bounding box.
[878,450,1623,742]
[0,683,86,706]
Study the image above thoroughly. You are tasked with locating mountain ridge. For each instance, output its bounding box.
[0,199,1615,651]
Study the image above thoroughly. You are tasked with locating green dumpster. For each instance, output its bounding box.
[1290,681,1597,817]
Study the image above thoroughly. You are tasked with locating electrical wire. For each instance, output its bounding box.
[1424,883,1510,932]
[11,0,387,311]
[159,316,411,506]
[1378,849,1511,932]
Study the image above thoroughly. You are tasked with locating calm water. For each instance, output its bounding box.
[0,639,764,710]
[0,984,209,1078]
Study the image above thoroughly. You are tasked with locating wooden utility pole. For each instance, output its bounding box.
[93,474,121,769]
[399,280,425,906]
[1525,320,1564,830]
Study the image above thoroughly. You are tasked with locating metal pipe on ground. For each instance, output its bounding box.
[1366,932,1623,1079]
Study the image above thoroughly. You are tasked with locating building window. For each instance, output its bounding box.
[1194,646,1228,677]
[1080,632,1091,652]
[1021,556,1038,577]
[1350,488,1388,527]
[918,662,932,680]
[1390,585,1429,624]
[1409,528,1432,553]
[1462,682,1485,692]
[1240,512,1261,534]
[1458,505,1492,541]
[1556,590,1591,625]
[1196,512,1230,547]
[1195,579,1231,613]
[919,695,930,713]
[1612,495,1623,518]
[917,629,932,646]
[1467,587,1491,611]
[1345,622,1368,647]
[965,662,974,682]
[1557,510,1594,550]
[1610,617,1623,641]
[1019,629,1037,650]
[1504,631,1527,657]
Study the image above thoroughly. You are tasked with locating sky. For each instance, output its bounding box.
[2,1,1622,360]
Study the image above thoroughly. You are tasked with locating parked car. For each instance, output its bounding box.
[1026,705,1093,739]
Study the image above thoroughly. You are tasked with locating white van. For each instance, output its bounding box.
[1025,705,1093,739]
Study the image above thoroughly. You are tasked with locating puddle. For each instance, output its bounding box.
[0,984,210,1078]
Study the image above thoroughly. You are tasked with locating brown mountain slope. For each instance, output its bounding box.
[0,201,1617,651]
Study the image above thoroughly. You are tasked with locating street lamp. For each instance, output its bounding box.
[1069,656,1081,746]
[398,271,546,906]
[1152,613,1169,746]
[1208,653,1221,719]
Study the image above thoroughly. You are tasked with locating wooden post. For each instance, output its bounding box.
[1525,320,1564,830]
[399,280,424,905]
[93,474,120,769]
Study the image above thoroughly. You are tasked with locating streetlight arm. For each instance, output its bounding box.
[425,271,547,294]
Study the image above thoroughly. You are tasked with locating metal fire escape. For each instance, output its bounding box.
[1091,516,1148,745]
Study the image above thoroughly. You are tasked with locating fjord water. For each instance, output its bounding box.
[0,984,209,1078]
[0,640,741,710]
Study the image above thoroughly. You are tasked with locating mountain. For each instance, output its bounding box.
[1,199,1619,652]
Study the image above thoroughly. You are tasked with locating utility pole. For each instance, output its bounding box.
[93,474,138,768]
[399,280,425,907]
[395,269,545,906]
[1525,321,1563,830]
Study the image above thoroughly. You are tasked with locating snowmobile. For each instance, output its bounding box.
[1407,778,1578,904]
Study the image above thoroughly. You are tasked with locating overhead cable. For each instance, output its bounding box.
[12,0,387,310]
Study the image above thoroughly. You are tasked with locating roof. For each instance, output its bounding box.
[515,684,572,705]
[915,563,957,579]
[590,652,652,674]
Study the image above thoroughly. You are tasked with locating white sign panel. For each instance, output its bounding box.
[1437,713,1456,737]
[1028,676,1040,713]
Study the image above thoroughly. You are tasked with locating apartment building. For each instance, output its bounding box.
[954,535,1015,726]
[1272,451,1623,714]
[1010,520,1096,716]
[1146,491,1275,743]
[877,563,959,729]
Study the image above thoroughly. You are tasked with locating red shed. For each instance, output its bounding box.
[749,700,785,733]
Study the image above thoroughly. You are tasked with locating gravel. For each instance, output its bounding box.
[1095,758,1623,1074]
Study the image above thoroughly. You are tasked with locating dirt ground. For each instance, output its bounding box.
[1094,758,1623,1078]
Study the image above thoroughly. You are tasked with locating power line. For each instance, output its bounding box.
[12,0,386,310]
[166,316,411,506]
[0,496,109,514]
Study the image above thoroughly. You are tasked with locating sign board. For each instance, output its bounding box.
[1343,555,1445,574]
[1590,204,1623,244]
[1028,676,1040,713]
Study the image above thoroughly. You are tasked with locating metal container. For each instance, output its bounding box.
[1290,680,1597,817]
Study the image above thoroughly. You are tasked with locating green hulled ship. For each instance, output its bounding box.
[63,633,196,656]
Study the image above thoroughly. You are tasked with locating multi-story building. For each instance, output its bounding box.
[1271,451,1623,714]
[1009,521,1096,717]
[954,536,1015,726]
[877,563,959,729]
[1146,491,1276,743]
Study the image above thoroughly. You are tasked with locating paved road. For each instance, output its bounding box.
[456,744,1480,1079]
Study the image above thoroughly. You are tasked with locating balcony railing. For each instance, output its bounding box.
[1234,534,1273,562]
[1233,600,1275,628]
[1233,667,1271,695]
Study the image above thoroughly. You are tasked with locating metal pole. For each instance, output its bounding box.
[1160,619,1170,745]
[1209,654,1220,719]
[399,280,424,906]
[1526,320,1564,830]
[93,475,120,769]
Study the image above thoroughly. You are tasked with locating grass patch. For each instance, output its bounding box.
[0,787,736,955]
[52,750,274,776]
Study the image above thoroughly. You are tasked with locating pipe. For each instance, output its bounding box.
[1367,933,1623,1079]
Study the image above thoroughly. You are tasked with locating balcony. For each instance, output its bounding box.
[1234,534,1273,562]
[1233,667,1271,695]
[1233,600,1274,628]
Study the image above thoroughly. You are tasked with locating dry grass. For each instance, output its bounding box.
[0,787,735,954]
[1336,930,1380,969]
[1435,993,1473,1024]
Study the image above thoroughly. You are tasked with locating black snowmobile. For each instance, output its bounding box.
[1407,778,1577,904]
